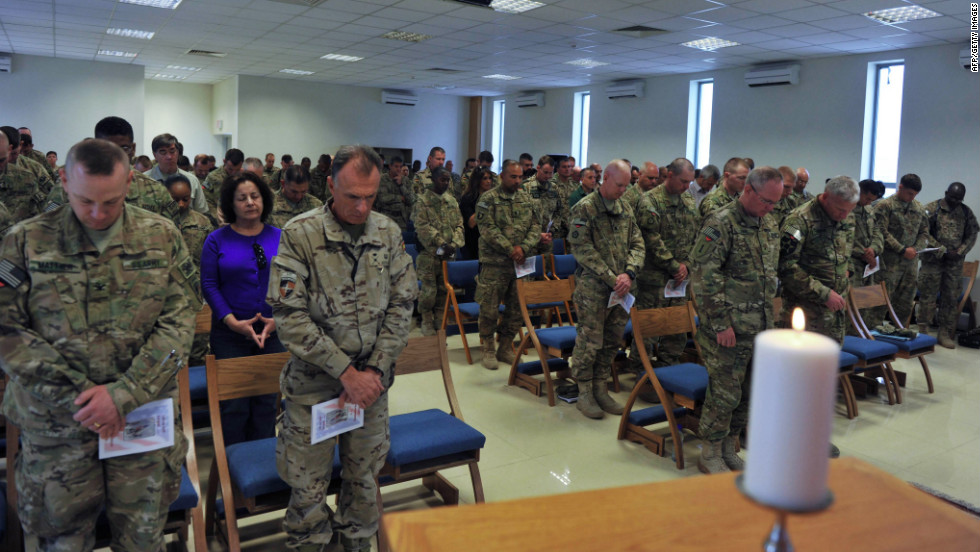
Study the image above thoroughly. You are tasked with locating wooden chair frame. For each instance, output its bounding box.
[849,282,934,397]
[440,260,480,364]
[173,365,208,552]
[617,303,704,470]
[203,351,292,551]
[507,277,577,406]
[956,260,979,330]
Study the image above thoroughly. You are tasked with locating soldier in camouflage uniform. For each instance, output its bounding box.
[779,176,859,343]
[876,173,931,326]
[769,166,799,227]
[0,130,45,224]
[699,157,750,219]
[919,182,979,348]
[374,156,415,231]
[568,160,645,419]
[524,158,570,241]
[202,148,244,217]
[263,152,276,180]
[269,166,324,229]
[550,157,577,202]
[787,167,812,210]
[568,166,597,208]
[477,159,552,369]
[522,155,555,198]
[267,154,294,193]
[412,167,464,335]
[620,161,658,216]
[412,146,446,196]
[310,154,332,202]
[2,126,54,197]
[0,200,12,235]
[0,139,198,552]
[21,132,59,184]
[267,145,417,552]
[630,158,698,382]
[691,167,782,474]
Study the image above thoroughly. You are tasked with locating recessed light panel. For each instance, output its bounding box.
[865,5,941,24]
[483,74,521,80]
[490,0,544,14]
[565,58,609,68]
[680,37,740,51]
[107,28,155,40]
[381,31,433,43]
[280,68,315,75]
[166,65,201,71]
[119,0,183,8]
[98,49,138,57]
[321,54,364,62]
[154,74,186,80]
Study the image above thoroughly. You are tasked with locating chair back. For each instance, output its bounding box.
[529,255,546,279]
[517,277,574,311]
[205,352,290,403]
[402,231,417,246]
[195,304,212,334]
[405,243,420,267]
[957,260,979,314]
[393,330,464,420]
[630,302,699,346]
[552,238,566,255]
[847,282,902,335]
[550,254,577,279]
[444,259,480,288]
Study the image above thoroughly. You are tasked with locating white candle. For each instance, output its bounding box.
[743,309,839,511]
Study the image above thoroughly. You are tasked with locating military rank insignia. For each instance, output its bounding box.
[279,272,297,299]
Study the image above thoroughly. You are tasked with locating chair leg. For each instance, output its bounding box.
[376,484,390,552]
[919,356,934,394]
[468,462,486,503]
[838,374,858,419]
[885,363,903,403]
[452,308,473,365]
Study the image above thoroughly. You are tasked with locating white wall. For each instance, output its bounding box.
[212,76,239,148]
[144,79,221,159]
[236,75,469,167]
[0,54,145,160]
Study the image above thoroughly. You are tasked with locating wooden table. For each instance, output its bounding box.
[383,458,980,551]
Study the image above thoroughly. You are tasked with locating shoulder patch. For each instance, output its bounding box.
[476,201,489,209]
[784,226,802,241]
[279,272,297,299]
[700,226,721,242]
[572,218,588,228]
[0,259,27,288]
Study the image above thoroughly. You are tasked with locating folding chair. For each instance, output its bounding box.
[204,352,297,550]
[525,255,572,328]
[956,260,979,330]
[169,365,208,552]
[187,304,212,404]
[552,238,566,255]
[549,254,578,280]
[617,302,708,470]
[507,278,578,406]
[440,259,482,364]
[849,282,937,397]
[380,330,486,513]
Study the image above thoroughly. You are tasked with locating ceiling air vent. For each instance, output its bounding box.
[427,67,463,73]
[613,25,667,39]
[186,49,227,58]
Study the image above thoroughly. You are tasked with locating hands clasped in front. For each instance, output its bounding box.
[226,312,277,348]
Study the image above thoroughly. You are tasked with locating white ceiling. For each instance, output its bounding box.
[0,0,971,96]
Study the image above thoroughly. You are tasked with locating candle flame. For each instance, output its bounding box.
[792,308,805,331]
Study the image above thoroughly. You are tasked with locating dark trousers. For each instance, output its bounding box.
[210,320,286,445]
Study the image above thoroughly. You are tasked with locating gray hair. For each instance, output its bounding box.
[746,166,783,192]
[243,157,264,172]
[824,175,859,203]
[700,164,720,181]
[332,144,383,181]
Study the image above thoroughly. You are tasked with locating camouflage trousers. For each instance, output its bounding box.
[918,257,964,333]
[781,298,847,344]
[570,277,629,383]
[277,395,390,549]
[629,276,687,373]
[417,253,446,320]
[475,263,524,342]
[697,330,755,442]
[17,429,184,552]
[880,255,918,326]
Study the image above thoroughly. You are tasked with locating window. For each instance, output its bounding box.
[491,99,505,173]
[571,91,591,166]
[686,79,713,168]
[863,62,905,187]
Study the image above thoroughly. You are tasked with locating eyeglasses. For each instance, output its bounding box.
[748,185,780,207]
[253,243,267,270]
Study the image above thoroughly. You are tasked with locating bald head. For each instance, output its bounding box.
[0,131,8,167]
[600,159,631,201]
[795,167,809,192]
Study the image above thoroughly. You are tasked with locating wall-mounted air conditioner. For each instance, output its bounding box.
[514,91,545,108]
[604,79,644,99]
[382,89,419,106]
[744,64,800,87]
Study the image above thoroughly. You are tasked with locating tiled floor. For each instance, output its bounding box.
[141,331,980,550]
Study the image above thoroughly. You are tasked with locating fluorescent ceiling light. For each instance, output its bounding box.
[98,49,138,57]
[490,0,544,14]
[166,64,200,71]
[119,0,183,8]
[381,31,433,43]
[565,58,609,68]
[865,5,941,24]
[483,74,521,80]
[680,37,740,51]
[107,28,155,40]
[280,68,315,75]
[320,53,364,62]
[154,74,186,80]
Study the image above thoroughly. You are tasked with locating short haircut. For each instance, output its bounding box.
[431,166,448,181]
[319,154,331,164]
[858,179,879,195]
[579,167,596,179]
[824,175,859,203]
[777,165,797,185]
[899,173,922,192]
[284,165,310,185]
[428,146,445,158]
[390,155,404,165]
[219,172,275,224]
[519,152,533,162]
[151,133,178,152]
[537,155,555,169]
[207,155,215,163]
[465,157,477,165]
[94,116,135,140]
[501,158,520,173]
[46,150,57,157]
[194,153,209,166]
[65,138,129,177]
[224,148,244,165]
[478,150,494,164]
[301,156,311,164]
[700,164,720,181]
[164,173,191,191]
[332,144,383,182]
[0,126,19,146]
[243,157,263,172]
[19,133,32,146]
[723,157,749,175]
[667,157,693,175]
[746,166,782,192]
[282,154,293,164]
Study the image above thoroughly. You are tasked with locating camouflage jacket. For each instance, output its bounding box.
[267,206,418,405]
[787,190,812,210]
[202,167,228,213]
[0,161,44,224]
[476,185,546,266]
[310,166,331,202]
[850,203,884,276]
[269,190,323,229]
[146,165,209,215]
[17,153,55,196]
[923,199,979,262]
[0,205,199,438]
[524,178,570,240]
[779,198,855,310]
[876,195,929,267]
[173,208,214,271]
[265,168,285,192]
[412,167,435,196]
[620,184,648,217]
[691,200,779,336]
[549,175,575,205]
[699,184,738,219]
[25,148,56,181]
[48,167,180,222]
[568,191,644,290]
[375,172,414,231]
[635,185,699,284]
[0,201,12,235]
[411,189,464,256]
[770,197,797,228]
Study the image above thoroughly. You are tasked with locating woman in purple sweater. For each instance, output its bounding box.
[201,172,285,445]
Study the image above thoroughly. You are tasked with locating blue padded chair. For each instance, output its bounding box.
[187,305,214,434]
[441,260,483,364]
[618,302,708,470]
[508,278,578,406]
[549,254,578,280]
[404,243,420,268]
[402,230,417,246]
[525,255,573,328]
[552,238,566,255]
[379,331,486,523]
